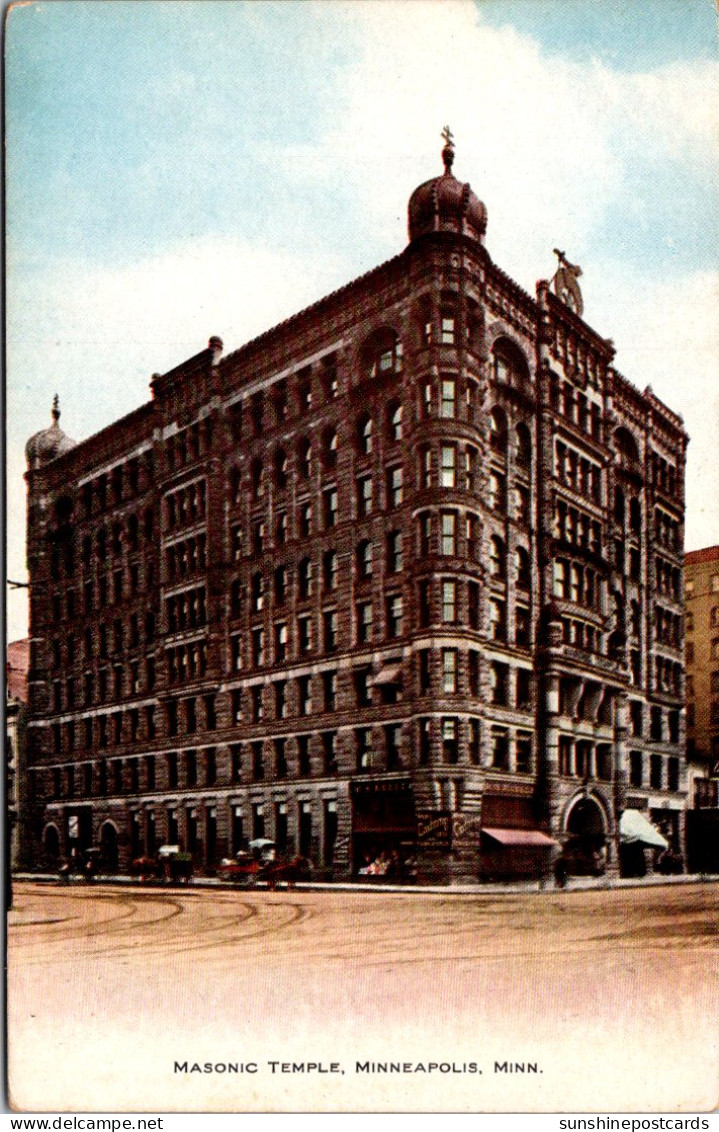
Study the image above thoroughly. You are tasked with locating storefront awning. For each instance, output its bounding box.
[370,663,403,686]
[482,827,557,847]
[619,809,668,849]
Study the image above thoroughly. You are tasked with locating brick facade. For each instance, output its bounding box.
[23,147,688,881]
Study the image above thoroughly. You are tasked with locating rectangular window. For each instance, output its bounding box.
[442,580,456,623]
[420,514,432,557]
[357,602,373,644]
[441,316,455,345]
[629,750,643,787]
[388,466,403,507]
[387,595,403,638]
[440,379,456,418]
[515,606,530,647]
[323,488,338,528]
[490,599,506,641]
[275,680,287,719]
[419,718,431,764]
[441,445,456,488]
[490,662,508,706]
[442,717,458,763]
[421,446,432,488]
[323,609,338,652]
[442,649,457,694]
[488,472,505,512]
[357,475,373,517]
[354,666,372,707]
[323,670,337,712]
[491,728,509,770]
[323,731,338,774]
[298,616,312,654]
[468,581,479,629]
[650,754,663,790]
[252,627,265,667]
[516,733,532,773]
[356,728,372,772]
[298,675,312,716]
[274,622,288,662]
[441,512,456,556]
[387,530,403,574]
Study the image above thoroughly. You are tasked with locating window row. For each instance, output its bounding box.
[557,737,613,781]
[553,558,600,611]
[165,480,206,532]
[51,618,157,678]
[652,507,681,553]
[79,454,149,518]
[488,410,532,468]
[165,418,213,471]
[555,441,602,503]
[629,751,680,791]
[654,606,682,648]
[654,557,681,600]
[654,656,682,697]
[554,500,602,554]
[166,534,207,582]
[52,654,156,711]
[165,586,207,633]
[550,377,603,441]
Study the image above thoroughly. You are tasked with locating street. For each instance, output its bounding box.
[8,880,718,1113]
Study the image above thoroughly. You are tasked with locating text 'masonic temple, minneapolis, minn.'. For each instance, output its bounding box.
[23,134,688,882]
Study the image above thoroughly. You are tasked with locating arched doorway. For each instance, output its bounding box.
[564,796,608,876]
[43,824,61,865]
[99,822,119,872]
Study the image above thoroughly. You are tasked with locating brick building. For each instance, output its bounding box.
[23,139,688,881]
[684,545,719,871]
[6,638,29,875]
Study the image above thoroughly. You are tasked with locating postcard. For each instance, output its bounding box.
[6,0,719,1116]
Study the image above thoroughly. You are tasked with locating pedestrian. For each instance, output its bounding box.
[553,855,568,889]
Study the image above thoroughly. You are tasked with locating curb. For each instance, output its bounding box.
[12,872,719,897]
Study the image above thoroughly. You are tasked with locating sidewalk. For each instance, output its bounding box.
[13,870,719,897]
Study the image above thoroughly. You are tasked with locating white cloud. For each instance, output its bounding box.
[7,0,719,640]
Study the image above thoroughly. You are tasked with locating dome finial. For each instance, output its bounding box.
[441,124,455,175]
[51,394,60,424]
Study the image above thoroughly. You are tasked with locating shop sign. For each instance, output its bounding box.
[417,812,451,846]
[452,814,482,845]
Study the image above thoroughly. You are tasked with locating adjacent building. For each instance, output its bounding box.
[22,138,688,881]
[7,638,30,874]
[684,545,719,871]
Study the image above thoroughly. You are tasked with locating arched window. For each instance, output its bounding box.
[516,547,530,589]
[614,486,625,525]
[490,536,506,579]
[489,406,508,454]
[388,402,403,442]
[298,438,312,479]
[251,458,265,500]
[614,426,640,466]
[515,423,532,470]
[357,414,373,455]
[357,540,373,579]
[493,338,531,392]
[274,448,288,490]
[323,428,338,469]
[361,328,402,379]
[629,497,641,534]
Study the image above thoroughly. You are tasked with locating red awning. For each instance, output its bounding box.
[482,827,557,847]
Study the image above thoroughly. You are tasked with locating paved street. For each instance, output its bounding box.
[8,880,718,1113]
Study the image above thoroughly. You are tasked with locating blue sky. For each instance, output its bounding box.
[6,0,719,639]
